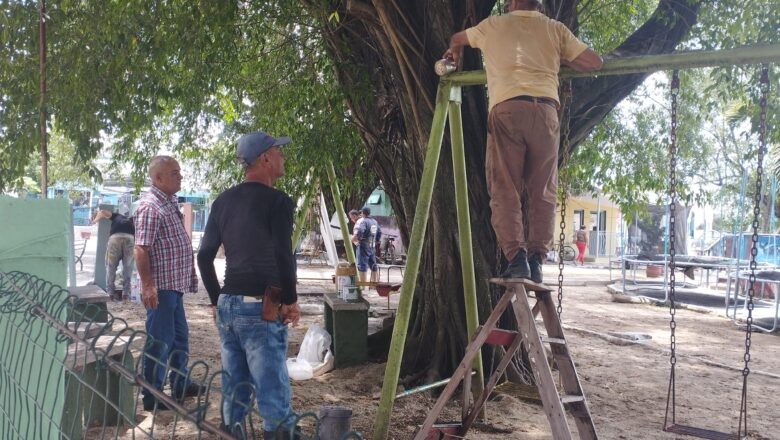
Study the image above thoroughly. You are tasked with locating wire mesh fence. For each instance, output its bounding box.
[0,271,362,440]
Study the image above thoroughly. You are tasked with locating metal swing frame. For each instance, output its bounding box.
[372,44,780,440]
[663,66,771,440]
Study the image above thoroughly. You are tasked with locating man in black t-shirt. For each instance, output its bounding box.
[197,130,300,439]
[92,209,135,299]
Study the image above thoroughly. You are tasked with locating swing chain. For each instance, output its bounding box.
[668,71,680,367]
[557,80,573,317]
[743,65,769,375]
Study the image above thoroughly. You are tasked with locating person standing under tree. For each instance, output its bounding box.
[197,131,301,439]
[445,0,602,283]
[91,209,135,300]
[134,155,204,411]
[575,225,589,266]
[352,206,381,283]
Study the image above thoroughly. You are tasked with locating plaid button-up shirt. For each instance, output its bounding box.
[134,186,198,293]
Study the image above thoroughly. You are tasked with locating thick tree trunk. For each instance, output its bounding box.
[308,0,702,382]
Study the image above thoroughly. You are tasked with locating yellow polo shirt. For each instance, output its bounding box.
[465,10,588,111]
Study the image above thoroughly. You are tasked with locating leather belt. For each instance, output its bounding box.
[508,95,558,108]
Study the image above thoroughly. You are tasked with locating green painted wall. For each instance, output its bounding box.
[0,196,70,286]
[0,197,70,437]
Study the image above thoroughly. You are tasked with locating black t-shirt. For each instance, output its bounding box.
[109,213,135,236]
[197,182,297,306]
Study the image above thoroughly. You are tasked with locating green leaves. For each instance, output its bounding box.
[1,0,367,200]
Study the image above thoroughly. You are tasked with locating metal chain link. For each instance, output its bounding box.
[668,71,679,368]
[745,65,769,381]
[738,64,769,438]
[557,81,573,318]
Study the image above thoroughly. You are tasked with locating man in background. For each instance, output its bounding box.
[91,209,135,300]
[92,208,134,300]
[352,207,381,283]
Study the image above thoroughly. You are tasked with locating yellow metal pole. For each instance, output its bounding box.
[373,83,451,440]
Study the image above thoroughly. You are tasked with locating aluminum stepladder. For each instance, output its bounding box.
[414,278,598,440]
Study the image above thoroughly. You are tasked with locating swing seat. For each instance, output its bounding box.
[664,424,744,440]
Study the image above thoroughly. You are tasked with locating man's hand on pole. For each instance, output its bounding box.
[444,31,470,66]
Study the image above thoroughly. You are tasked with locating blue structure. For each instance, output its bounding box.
[711,233,780,266]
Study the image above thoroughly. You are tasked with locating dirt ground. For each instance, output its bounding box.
[106,264,780,439]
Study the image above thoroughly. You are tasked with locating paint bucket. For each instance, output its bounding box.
[316,405,352,440]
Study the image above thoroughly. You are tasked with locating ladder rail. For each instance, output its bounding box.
[512,284,575,440]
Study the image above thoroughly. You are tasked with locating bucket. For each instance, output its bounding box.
[316,405,352,440]
[340,286,360,302]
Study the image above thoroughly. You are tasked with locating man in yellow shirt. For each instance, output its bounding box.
[445,0,602,283]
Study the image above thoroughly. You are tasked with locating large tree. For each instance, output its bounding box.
[299,0,704,381]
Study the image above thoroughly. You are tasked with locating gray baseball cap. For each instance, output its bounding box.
[236,131,291,167]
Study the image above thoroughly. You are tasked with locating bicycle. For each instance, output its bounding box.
[551,243,576,263]
[378,234,398,264]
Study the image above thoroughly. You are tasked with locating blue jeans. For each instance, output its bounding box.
[356,243,377,272]
[143,290,190,405]
[217,294,293,432]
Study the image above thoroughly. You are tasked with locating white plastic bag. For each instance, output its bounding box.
[297,324,331,364]
[287,325,334,380]
[286,358,313,381]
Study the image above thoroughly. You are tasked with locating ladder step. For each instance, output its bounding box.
[485,329,519,346]
[541,335,566,345]
[425,423,462,440]
[560,394,585,404]
[489,278,552,292]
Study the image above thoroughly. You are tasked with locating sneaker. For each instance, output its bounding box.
[143,398,171,412]
[528,253,543,284]
[173,383,206,400]
[500,250,531,279]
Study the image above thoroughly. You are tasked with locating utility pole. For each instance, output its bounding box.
[38,0,48,198]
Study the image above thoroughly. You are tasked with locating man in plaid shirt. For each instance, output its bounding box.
[134,155,203,411]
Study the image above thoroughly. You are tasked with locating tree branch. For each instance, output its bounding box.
[566,0,703,158]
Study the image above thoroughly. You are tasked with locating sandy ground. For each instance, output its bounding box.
[101,262,780,440]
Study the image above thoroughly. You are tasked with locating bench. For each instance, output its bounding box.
[68,285,111,322]
[61,334,135,440]
[323,292,369,368]
[67,321,111,340]
[377,264,405,283]
[73,230,91,271]
[74,239,88,271]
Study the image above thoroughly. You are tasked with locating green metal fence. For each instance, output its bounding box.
[0,271,362,440]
